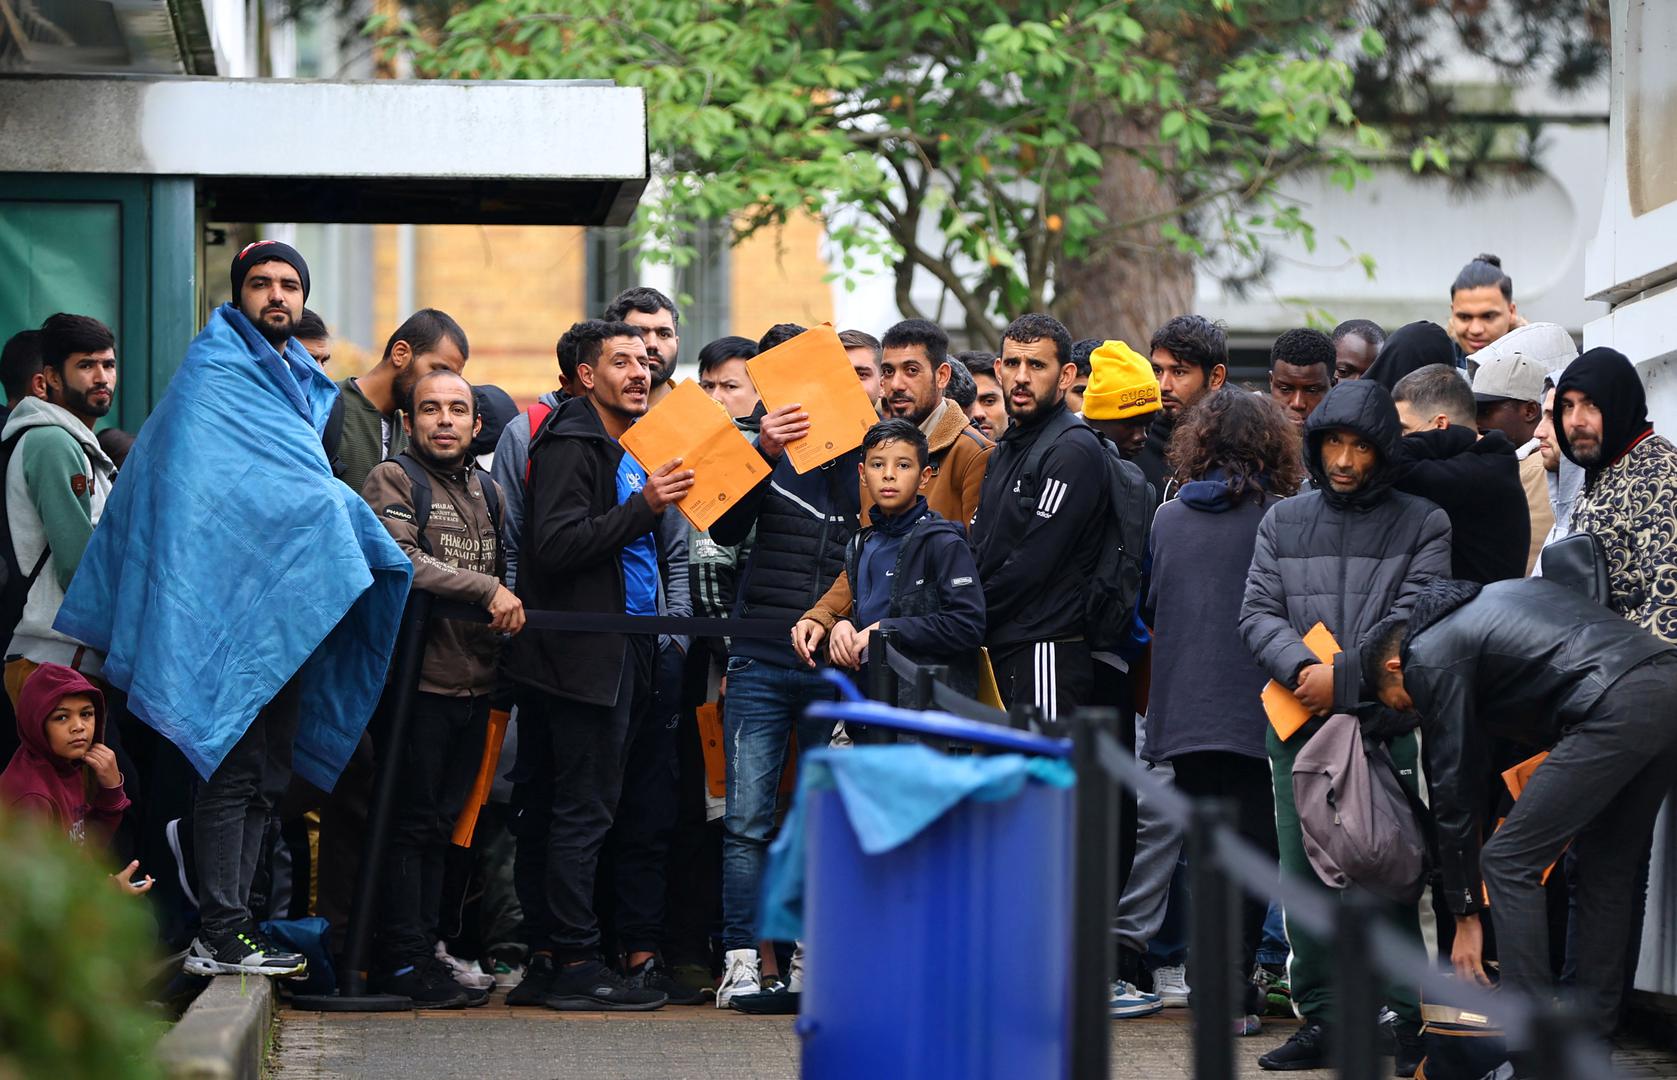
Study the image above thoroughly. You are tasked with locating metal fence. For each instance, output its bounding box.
[854,627,1620,1080]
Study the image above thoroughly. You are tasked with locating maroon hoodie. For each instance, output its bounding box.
[0,663,128,845]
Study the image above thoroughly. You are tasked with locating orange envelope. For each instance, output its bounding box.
[451,707,509,848]
[746,324,879,473]
[621,379,771,532]
[1261,622,1341,741]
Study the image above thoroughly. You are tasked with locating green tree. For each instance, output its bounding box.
[385,0,1605,346]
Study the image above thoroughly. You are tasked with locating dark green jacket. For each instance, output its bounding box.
[334,377,407,494]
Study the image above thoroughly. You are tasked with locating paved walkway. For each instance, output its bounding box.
[272,995,1677,1079]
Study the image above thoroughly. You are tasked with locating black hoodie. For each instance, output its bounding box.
[1364,321,1456,391]
[1554,347,1653,482]
[1390,425,1529,584]
[1241,380,1454,711]
[507,394,660,706]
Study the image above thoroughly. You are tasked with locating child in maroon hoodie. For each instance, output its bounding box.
[0,664,147,890]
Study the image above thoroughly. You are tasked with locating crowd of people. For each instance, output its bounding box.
[1,241,1673,1078]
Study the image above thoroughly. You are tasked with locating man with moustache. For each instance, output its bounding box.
[361,370,523,1007]
[959,351,1009,441]
[1138,315,1229,502]
[3,314,120,699]
[503,320,693,1011]
[1557,347,1677,644]
[971,313,1107,718]
[335,309,470,494]
[605,288,682,407]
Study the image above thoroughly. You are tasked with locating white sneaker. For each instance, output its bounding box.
[787,943,805,993]
[1109,979,1163,1019]
[434,941,495,991]
[1152,964,1190,1007]
[716,948,760,1009]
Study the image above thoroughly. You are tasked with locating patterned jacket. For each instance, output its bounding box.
[1570,432,1677,644]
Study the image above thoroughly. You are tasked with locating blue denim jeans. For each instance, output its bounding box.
[721,655,838,950]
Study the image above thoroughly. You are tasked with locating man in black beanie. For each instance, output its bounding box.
[230,241,311,348]
[1556,347,1677,645]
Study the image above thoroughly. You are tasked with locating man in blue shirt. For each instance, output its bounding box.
[503,320,695,1011]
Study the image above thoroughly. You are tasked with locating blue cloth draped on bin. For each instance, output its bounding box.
[759,744,1075,940]
[54,304,411,791]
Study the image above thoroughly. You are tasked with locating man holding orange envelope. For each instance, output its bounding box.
[1237,378,1452,1073]
[503,319,695,1012]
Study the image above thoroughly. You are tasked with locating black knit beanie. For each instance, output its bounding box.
[230,240,311,301]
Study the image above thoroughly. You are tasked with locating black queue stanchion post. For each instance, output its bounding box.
[290,591,434,1012]
[1333,890,1382,1080]
[1186,799,1237,1080]
[1069,707,1119,1080]
[867,626,900,704]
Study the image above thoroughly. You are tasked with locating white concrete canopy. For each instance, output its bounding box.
[0,74,648,224]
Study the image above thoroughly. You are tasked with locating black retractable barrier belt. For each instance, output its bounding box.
[431,599,790,639]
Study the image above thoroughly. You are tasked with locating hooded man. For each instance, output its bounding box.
[1555,347,1677,644]
[1469,323,1578,573]
[1364,320,1456,390]
[1239,378,1452,1072]
[1389,364,1529,584]
[1362,578,1677,1059]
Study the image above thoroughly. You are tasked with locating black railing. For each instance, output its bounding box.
[854,627,1620,1080]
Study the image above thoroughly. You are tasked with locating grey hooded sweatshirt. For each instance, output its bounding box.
[3,398,118,674]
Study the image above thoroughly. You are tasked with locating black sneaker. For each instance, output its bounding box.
[507,953,555,1007]
[375,963,469,1009]
[426,957,490,1007]
[544,959,667,1012]
[1258,1021,1330,1071]
[625,956,706,1006]
[184,928,307,977]
[1391,1019,1423,1078]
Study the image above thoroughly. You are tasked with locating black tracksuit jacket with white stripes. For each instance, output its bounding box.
[970,400,1108,650]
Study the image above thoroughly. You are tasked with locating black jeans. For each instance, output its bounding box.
[1481,655,1677,1038]
[193,677,302,940]
[512,636,654,963]
[598,642,684,957]
[376,693,490,971]
[991,639,1094,724]
[1170,750,1279,1002]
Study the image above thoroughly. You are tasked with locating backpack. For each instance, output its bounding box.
[525,401,554,485]
[1016,409,1155,650]
[391,452,503,558]
[1291,712,1428,905]
[0,427,76,643]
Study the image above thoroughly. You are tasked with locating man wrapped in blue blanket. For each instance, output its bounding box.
[55,242,411,977]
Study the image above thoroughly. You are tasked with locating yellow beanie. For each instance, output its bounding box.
[1083,340,1161,420]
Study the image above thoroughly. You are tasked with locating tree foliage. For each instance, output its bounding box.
[383,0,1606,342]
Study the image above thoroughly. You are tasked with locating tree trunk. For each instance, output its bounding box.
[1057,116,1195,350]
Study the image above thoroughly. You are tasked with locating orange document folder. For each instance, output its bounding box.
[451,707,509,848]
[746,324,879,473]
[621,379,772,532]
[1261,622,1341,742]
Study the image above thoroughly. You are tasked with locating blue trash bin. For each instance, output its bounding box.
[787,700,1076,1080]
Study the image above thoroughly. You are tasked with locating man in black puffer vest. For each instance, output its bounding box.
[705,325,864,1006]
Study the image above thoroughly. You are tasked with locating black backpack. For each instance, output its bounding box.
[0,427,73,642]
[1016,409,1155,651]
[390,452,503,557]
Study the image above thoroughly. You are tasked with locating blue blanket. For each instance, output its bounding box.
[55,304,411,789]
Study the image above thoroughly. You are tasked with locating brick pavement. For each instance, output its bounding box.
[272,996,1677,1080]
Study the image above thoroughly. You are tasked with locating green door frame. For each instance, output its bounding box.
[0,173,197,430]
